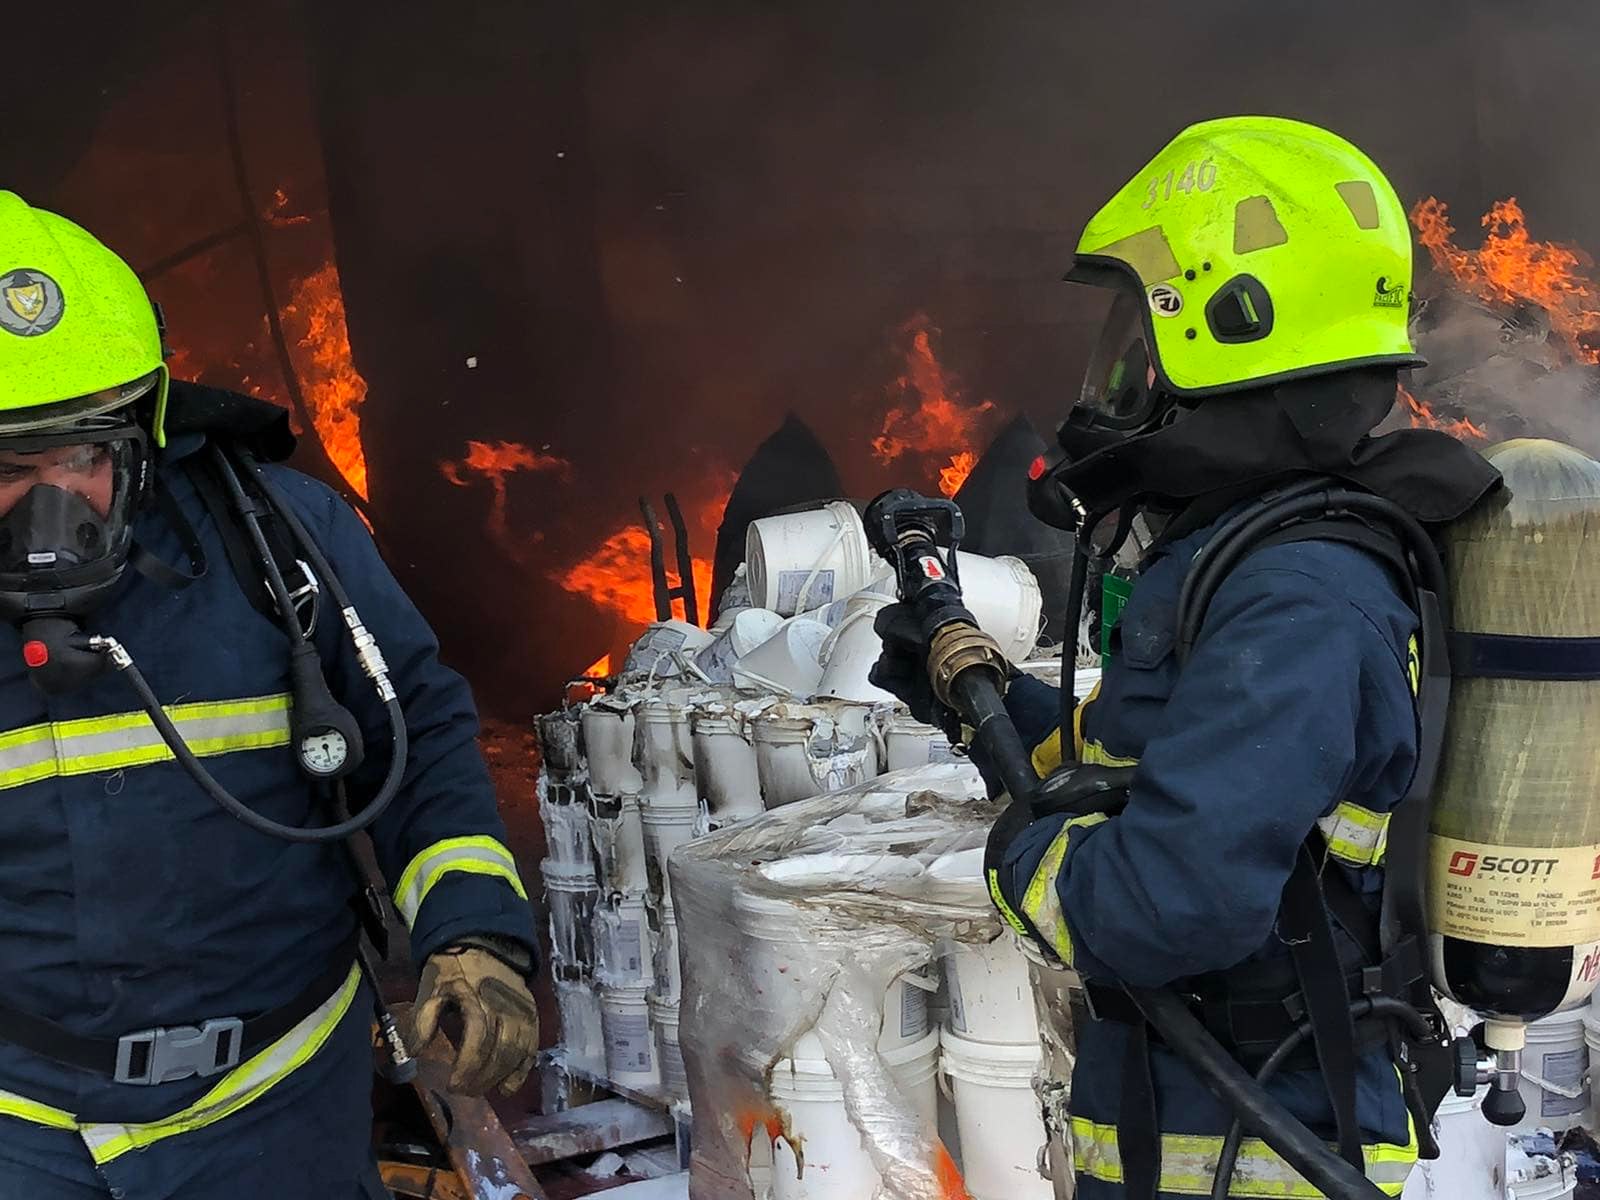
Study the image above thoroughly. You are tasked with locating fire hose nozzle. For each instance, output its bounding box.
[928,621,1008,709]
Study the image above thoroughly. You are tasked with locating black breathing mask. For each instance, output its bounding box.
[0,416,149,624]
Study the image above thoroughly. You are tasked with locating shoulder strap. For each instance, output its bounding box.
[180,440,306,628]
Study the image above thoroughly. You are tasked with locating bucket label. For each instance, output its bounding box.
[616,918,644,976]
[605,1011,654,1072]
[776,568,835,612]
[1428,836,1600,946]
[900,979,930,1040]
[624,627,688,674]
[927,738,956,764]
[1538,1046,1588,1118]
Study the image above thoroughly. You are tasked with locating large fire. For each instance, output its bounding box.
[1411,196,1600,365]
[873,317,997,497]
[557,526,715,628]
[280,262,371,499]
[441,441,570,541]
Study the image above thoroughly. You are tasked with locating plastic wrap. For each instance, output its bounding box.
[669,761,1009,1200]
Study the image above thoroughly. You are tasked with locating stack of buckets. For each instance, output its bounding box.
[536,711,606,1076]
[933,850,1054,1200]
[733,881,940,1200]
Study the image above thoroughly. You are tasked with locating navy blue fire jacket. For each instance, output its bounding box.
[0,433,535,1147]
[989,513,1422,1196]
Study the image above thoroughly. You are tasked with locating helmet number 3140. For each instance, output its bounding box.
[1142,157,1218,209]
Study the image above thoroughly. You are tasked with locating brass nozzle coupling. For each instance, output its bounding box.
[928,621,1009,708]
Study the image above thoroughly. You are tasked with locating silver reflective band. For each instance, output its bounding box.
[1317,801,1390,867]
[393,836,527,928]
[79,964,361,1165]
[0,693,291,792]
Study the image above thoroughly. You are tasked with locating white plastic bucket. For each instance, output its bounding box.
[594,893,654,987]
[623,620,715,679]
[1584,1007,1600,1125]
[883,710,954,771]
[588,792,650,896]
[635,697,698,808]
[691,708,764,823]
[536,711,582,774]
[752,704,880,809]
[581,702,643,795]
[649,994,688,1099]
[732,619,831,697]
[940,1030,1051,1200]
[541,861,599,972]
[943,932,1038,1044]
[651,901,683,1004]
[767,1029,940,1200]
[640,801,702,904]
[556,977,605,1076]
[746,501,874,616]
[539,793,593,869]
[733,885,929,1052]
[600,983,660,1089]
[695,608,786,684]
[1515,1008,1589,1132]
[815,593,896,704]
[1401,1088,1503,1200]
[954,552,1045,663]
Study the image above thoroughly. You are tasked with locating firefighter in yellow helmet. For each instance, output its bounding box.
[0,193,540,1198]
[873,118,1500,1197]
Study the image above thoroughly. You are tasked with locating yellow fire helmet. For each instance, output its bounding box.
[1068,116,1422,399]
[0,192,168,445]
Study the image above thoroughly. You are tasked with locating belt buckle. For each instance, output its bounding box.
[114,1017,245,1086]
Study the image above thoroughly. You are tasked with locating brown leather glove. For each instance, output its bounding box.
[411,945,540,1095]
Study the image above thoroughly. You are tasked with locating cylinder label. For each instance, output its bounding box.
[1429,836,1600,947]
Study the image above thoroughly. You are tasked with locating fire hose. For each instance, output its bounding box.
[862,487,1390,1200]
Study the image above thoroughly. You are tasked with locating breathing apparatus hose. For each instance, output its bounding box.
[107,653,408,843]
[87,446,410,844]
[1208,996,1433,1200]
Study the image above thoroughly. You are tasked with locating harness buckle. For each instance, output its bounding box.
[114,1017,245,1086]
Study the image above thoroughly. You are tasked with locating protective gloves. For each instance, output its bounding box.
[868,601,958,737]
[411,942,540,1095]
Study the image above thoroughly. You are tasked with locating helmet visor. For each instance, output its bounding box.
[0,369,161,437]
[1077,290,1160,430]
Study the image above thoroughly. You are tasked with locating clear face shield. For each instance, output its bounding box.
[0,372,157,620]
[1076,288,1163,431]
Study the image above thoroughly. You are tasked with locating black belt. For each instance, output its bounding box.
[1083,978,1390,1074]
[0,931,359,1086]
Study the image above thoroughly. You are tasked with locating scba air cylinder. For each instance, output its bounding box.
[1428,439,1600,1023]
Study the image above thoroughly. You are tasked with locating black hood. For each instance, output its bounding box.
[1053,367,1502,534]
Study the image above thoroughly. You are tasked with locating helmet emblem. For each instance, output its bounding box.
[0,269,64,336]
[1147,282,1184,317]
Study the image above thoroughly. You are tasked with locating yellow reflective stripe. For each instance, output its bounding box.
[1020,813,1108,964]
[1073,679,1103,761]
[1406,634,1420,696]
[1031,728,1064,777]
[1317,801,1390,867]
[394,836,527,928]
[0,1088,77,1130]
[1081,740,1139,768]
[1070,1116,1417,1196]
[79,964,362,1165]
[0,695,291,791]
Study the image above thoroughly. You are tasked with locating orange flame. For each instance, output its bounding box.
[582,653,613,678]
[281,262,370,499]
[440,441,570,540]
[873,318,997,495]
[1411,196,1600,364]
[555,524,714,628]
[264,188,312,228]
[1397,383,1486,440]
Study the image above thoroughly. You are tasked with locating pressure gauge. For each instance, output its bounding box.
[299,729,350,777]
